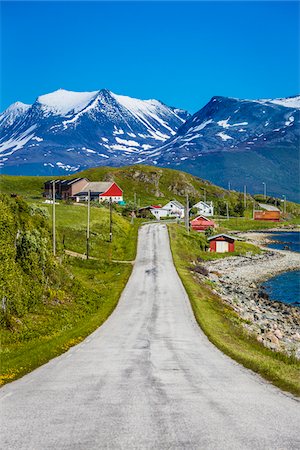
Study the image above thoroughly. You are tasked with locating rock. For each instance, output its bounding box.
[265,332,279,346]
[274,329,283,339]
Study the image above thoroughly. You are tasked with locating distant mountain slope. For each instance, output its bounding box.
[145,96,300,201]
[1,91,299,201]
[0,89,189,175]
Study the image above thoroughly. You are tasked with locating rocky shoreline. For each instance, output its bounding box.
[199,239,300,359]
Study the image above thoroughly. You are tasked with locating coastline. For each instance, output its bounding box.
[201,234,300,358]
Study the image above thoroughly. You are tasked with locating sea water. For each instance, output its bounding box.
[261,232,300,306]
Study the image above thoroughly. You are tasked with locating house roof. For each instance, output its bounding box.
[138,205,162,211]
[208,234,236,241]
[258,203,280,212]
[165,200,185,209]
[193,201,213,208]
[75,181,114,195]
[45,177,88,186]
[191,215,214,222]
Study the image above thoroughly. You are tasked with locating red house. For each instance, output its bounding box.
[190,215,215,231]
[208,234,236,253]
[74,181,123,203]
[98,182,123,203]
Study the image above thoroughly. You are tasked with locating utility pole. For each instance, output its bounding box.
[109,197,113,242]
[86,189,91,259]
[52,180,56,256]
[283,195,287,214]
[263,182,267,199]
[134,192,137,210]
[244,185,247,209]
[226,202,229,220]
[185,193,189,234]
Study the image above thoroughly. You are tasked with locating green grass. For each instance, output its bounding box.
[0,202,139,385]
[0,258,133,385]
[216,216,300,231]
[168,223,300,396]
[42,202,139,260]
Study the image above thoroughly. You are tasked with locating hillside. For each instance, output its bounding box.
[0,193,139,384]
[0,164,243,206]
[1,165,299,219]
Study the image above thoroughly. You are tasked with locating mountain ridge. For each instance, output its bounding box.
[0,90,299,200]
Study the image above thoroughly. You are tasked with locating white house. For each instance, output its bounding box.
[193,201,214,217]
[150,200,185,220]
[150,207,173,220]
[163,200,185,218]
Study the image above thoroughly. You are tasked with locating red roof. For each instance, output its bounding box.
[151,205,162,209]
[190,215,215,225]
[99,182,123,197]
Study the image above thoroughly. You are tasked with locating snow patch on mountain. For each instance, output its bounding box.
[268,96,300,109]
[37,89,99,116]
[216,131,233,141]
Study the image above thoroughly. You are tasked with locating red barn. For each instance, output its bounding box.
[190,215,215,231]
[254,204,280,222]
[208,234,236,253]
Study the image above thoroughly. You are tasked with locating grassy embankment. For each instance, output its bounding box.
[0,195,139,385]
[168,224,300,396]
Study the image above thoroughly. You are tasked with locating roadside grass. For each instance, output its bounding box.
[41,202,139,260]
[168,224,300,396]
[0,204,139,385]
[216,216,300,231]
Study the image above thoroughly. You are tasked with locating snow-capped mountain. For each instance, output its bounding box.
[145,95,300,201]
[0,88,189,174]
[1,90,299,200]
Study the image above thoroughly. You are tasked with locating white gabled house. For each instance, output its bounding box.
[150,200,185,220]
[163,200,185,218]
[150,207,172,220]
[193,201,214,217]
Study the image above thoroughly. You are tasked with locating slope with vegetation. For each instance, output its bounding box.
[1,166,299,223]
[168,224,300,396]
[0,194,139,385]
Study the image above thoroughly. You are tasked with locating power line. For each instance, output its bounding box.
[86,189,91,259]
[52,180,56,256]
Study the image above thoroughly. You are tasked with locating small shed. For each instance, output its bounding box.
[254,203,280,221]
[208,234,236,253]
[190,215,215,231]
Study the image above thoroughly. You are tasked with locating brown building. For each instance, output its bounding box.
[44,178,88,200]
[254,203,281,221]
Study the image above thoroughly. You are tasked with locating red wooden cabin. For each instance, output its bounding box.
[190,215,215,231]
[208,234,236,253]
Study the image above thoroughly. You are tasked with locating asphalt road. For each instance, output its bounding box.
[1,224,299,449]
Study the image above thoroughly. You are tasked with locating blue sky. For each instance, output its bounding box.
[1,1,299,113]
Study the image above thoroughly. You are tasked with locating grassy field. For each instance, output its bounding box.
[168,224,300,396]
[216,216,300,231]
[0,164,244,206]
[0,200,139,385]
